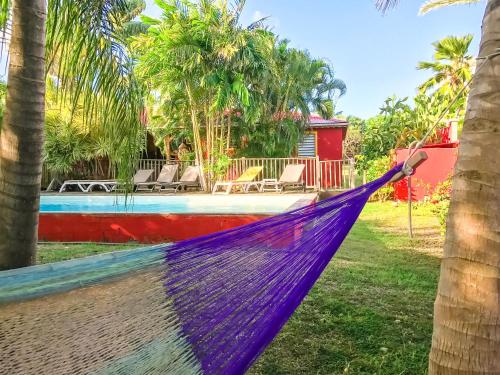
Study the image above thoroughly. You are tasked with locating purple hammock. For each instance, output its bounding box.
[0,164,403,375]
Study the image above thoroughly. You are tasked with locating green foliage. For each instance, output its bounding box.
[430,177,452,234]
[365,156,395,201]
[358,91,456,171]
[44,0,146,184]
[205,152,231,179]
[417,34,474,115]
[133,0,345,160]
[343,116,365,159]
[354,33,473,173]
[43,112,93,175]
[358,111,400,171]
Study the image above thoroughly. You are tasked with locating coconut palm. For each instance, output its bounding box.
[417,34,475,110]
[377,0,500,373]
[237,40,346,157]
[0,0,144,270]
[134,0,276,189]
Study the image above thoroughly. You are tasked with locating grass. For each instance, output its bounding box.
[249,202,442,375]
[36,243,139,264]
[36,202,442,375]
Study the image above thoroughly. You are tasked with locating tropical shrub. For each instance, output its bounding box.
[343,116,364,159]
[430,177,452,234]
[43,113,93,176]
[365,156,394,201]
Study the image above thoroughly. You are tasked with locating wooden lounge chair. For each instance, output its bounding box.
[160,166,200,193]
[135,164,178,192]
[59,169,155,193]
[260,164,306,193]
[212,166,263,194]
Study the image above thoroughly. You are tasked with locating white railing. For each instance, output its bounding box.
[319,159,355,191]
[137,159,196,182]
[224,157,319,189]
[43,157,356,192]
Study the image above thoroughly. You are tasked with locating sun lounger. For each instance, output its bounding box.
[59,170,155,193]
[59,179,117,193]
[135,164,178,192]
[260,164,306,192]
[110,169,155,192]
[159,166,200,193]
[212,166,263,194]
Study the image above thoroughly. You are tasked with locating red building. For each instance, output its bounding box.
[297,115,349,160]
[394,121,459,201]
[296,115,349,189]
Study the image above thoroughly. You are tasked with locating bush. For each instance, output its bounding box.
[365,156,394,201]
[430,177,452,235]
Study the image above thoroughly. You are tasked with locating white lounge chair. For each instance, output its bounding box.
[260,164,306,193]
[135,164,179,192]
[59,169,155,193]
[160,166,200,193]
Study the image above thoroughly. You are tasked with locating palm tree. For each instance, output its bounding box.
[417,35,474,97]
[134,0,276,189]
[377,0,500,373]
[0,0,144,270]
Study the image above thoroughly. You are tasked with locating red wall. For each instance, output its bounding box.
[394,146,458,201]
[39,213,269,243]
[315,128,344,161]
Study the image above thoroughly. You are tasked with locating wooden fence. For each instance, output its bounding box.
[43,157,356,191]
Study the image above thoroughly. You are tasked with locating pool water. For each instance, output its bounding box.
[40,194,316,215]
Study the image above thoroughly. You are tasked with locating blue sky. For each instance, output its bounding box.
[145,1,485,119]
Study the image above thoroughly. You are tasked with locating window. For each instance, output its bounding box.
[298,132,316,157]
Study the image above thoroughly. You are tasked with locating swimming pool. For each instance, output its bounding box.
[40,194,313,214]
[39,194,316,243]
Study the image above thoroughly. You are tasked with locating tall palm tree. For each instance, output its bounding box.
[0,0,144,270]
[377,0,500,373]
[417,35,474,96]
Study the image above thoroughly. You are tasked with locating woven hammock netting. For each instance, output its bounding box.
[0,165,401,375]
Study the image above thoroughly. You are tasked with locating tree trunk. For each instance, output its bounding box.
[163,135,171,161]
[429,1,500,373]
[0,0,46,271]
[185,84,207,191]
[226,114,232,152]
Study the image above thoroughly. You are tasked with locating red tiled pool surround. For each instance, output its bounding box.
[38,213,270,243]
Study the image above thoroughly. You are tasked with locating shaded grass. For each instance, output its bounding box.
[36,202,442,374]
[249,202,442,375]
[36,243,139,264]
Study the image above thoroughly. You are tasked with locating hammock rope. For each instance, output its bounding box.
[1,164,407,375]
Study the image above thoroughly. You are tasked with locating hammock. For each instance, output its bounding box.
[0,163,411,375]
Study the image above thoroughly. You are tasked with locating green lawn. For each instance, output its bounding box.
[250,202,442,375]
[36,243,139,264]
[36,202,442,375]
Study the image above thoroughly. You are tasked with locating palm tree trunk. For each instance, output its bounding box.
[185,84,207,191]
[429,1,500,373]
[226,114,232,152]
[0,0,46,271]
[163,135,171,160]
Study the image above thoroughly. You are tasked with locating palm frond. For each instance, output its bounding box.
[375,0,400,13]
[419,0,482,15]
[46,0,145,183]
[0,0,9,30]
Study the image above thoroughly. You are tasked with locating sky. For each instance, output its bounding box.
[145,1,486,118]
